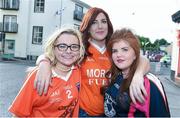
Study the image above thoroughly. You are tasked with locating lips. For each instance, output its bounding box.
[116,59,125,63]
[61,55,74,59]
[96,31,104,34]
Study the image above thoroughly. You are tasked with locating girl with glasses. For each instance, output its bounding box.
[9,27,85,117]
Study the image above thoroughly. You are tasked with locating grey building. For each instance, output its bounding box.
[0,0,90,60]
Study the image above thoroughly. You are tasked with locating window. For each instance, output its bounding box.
[4,0,10,8]
[7,40,14,49]
[75,4,83,13]
[4,40,15,54]
[34,0,45,13]
[3,15,18,32]
[74,4,83,21]
[32,26,43,45]
[1,0,19,9]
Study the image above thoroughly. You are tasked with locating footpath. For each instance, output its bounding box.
[150,62,180,88]
[157,74,180,88]
[0,55,35,66]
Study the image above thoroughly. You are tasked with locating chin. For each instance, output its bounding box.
[96,38,106,41]
[63,64,73,67]
[117,66,126,70]
[63,61,76,66]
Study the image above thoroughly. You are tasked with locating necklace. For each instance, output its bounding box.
[56,66,71,72]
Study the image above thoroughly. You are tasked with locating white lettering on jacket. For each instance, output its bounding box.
[86,69,108,85]
[88,78,108,85]
[87,69,106,78]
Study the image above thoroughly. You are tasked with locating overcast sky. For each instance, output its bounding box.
[81,0,180,43]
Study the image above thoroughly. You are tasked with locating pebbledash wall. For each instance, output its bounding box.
[0,0,90,60]
[171,1,180,84]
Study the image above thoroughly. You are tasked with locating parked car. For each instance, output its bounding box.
[150,54,163,62]
[160,55,171,67]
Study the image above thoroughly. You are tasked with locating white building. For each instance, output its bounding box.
[171,1,180,84]
[0,0,90,60]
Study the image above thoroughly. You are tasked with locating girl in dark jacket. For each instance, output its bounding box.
[104,28,170,117]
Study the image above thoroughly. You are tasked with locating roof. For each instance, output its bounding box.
[71,0,91,9]
[172,10,180,23]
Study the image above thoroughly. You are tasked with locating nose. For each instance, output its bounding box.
[116,51,122,57]
[98,22,102,28]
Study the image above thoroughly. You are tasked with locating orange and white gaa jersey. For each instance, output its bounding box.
[9,67,80,117]
[79,44,111,116]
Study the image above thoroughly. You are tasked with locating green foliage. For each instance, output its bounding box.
[137,35,170,53]
[158,38,170,45]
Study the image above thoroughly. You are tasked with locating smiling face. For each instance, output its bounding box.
[54,33,80,67]
[112,40,136,74]
[89,12,108,42]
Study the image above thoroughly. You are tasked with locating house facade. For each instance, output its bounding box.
[171,9,180,84]
[0,0,90,60]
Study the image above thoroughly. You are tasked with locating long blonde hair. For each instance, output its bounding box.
[44,27,85,66]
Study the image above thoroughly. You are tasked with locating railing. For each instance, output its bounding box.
[0,0,19,10]
[0,22,18,33]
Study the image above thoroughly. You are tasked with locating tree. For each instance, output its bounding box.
[158,38,170,46]
[154,39,160,51]
[137,35,170,55]
[138,36,151,55]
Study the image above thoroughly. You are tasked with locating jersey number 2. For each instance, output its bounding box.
[66,90,73,99]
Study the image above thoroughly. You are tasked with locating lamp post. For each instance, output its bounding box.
[55,8,65,28]
[55,0,65,28]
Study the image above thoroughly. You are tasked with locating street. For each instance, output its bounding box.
[0,61,180,117]
[150,62,180,117]
[0,61,35,117]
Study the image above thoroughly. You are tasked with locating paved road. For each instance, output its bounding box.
[0,61,35,117]
[149,62,170,76]
[161,76,180,117]
[0,61,180,117]
[150,62,180,117]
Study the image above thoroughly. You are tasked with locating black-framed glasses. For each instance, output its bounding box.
[54,43,80,52]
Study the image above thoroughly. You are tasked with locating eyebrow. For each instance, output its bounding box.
[94,18,107,21]
[121,47,129,48]
[112,46,129,49]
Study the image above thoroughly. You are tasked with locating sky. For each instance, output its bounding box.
[81,0,180,43]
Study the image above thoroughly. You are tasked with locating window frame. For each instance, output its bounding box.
[3,15,18,32]
[74,4,83,21]
[34,0,45,13]
[1,0,19,9]
[32,26,43,45]
[75,4,83,13]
